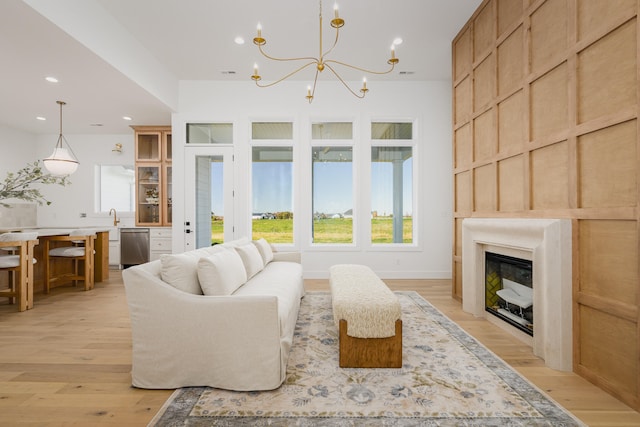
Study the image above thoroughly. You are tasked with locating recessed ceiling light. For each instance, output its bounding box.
[36,116,46,121]
[123,116,132,121]
[234,36,245,45]
[45,76,59,83]
[393,37,403,46]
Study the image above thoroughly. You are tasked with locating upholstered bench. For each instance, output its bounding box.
[329,264,402,368]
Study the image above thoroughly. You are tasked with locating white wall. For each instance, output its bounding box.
[174,80,453,279]
[0,124,38,172]
[0,124,40,227]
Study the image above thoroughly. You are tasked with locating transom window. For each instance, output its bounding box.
[252,122,293,140]
[311,122,353,139]
[186,123,233,144]
[371,122,413,140]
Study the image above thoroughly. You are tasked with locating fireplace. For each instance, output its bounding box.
[485,252,533,336]
[462,218,572,371]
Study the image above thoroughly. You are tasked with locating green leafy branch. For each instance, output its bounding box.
[0,161,70,207]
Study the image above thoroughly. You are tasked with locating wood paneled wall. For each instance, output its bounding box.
[452,0,639,410]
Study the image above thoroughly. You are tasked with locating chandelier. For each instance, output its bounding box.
[43,101,79,176]
[251,0,399,103]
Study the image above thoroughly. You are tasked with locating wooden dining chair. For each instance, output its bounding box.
[44,230,96,293]
[0,232,39,311]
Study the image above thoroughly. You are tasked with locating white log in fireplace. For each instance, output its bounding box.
[462,218,572,371]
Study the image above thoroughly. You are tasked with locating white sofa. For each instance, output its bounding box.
[122,237,304,391]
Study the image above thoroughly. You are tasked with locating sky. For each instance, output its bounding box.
[210,158,413,216]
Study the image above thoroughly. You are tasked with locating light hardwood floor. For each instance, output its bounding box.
[1,272,639,426]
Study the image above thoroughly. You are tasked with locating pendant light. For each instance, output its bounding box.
[43,100,79,176]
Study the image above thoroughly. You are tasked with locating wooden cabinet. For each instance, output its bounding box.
[133,126,172,226]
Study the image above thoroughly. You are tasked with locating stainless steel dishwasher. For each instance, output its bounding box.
[120,228,150,268]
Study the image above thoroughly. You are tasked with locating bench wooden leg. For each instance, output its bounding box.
[339,319,402,368]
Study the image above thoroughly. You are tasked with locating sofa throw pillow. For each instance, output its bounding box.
[197,249,247,296]
[235,242,264,279]
[253,238,274,265]
[160,252,204,295]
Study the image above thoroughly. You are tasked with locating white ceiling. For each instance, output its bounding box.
[0,0,481,135]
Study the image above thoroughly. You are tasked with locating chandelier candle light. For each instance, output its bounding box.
[43,100,79,176]
[251,0,399,103]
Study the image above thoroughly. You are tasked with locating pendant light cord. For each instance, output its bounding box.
[55,100,78,160]
[56,100,66,149]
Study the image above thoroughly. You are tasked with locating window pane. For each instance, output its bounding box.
[187,123,233,144]
[312,146,353,243]
[312,122,353,139]
[252,147,293,243]
[252,122,293,139]
[209,159,224,244]
[371,122,413,140]
[371,147,413,243]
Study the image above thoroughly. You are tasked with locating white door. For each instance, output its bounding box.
[184,146,234,251]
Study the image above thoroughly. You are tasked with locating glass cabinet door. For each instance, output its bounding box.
[136,132,162,161]
[136,165,161,225]
[163,132,172,161]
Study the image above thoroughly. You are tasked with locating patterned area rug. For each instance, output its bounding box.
[149,291,584,426]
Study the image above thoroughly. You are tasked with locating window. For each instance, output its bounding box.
[371,121,414,244]
[186,123,233,144]
[252,122,293,139]
[371,122,413,140]
[312,146,353,243]
[199,156,224,246]
[251,122,294,243]
[371,147,413,243]
[311,122,353,139]
[251,147,293,243]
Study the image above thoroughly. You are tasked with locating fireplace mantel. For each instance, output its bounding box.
[462,218,573,371]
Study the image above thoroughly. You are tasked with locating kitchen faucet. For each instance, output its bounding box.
[109,208,120,226]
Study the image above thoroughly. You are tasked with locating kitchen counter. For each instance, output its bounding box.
[0,227,112,287]
[0,226,113,236]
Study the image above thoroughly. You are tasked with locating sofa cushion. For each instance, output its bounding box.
[253,238,274,265]
[220,237,251,248]
[197,248,248,296]
[160,246,225,295]
[160,253,203,295]
[234,242,264,279]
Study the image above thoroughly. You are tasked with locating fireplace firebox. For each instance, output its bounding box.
[485,252,533,336]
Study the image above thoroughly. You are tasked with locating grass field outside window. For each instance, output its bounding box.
[210,217,413,244]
